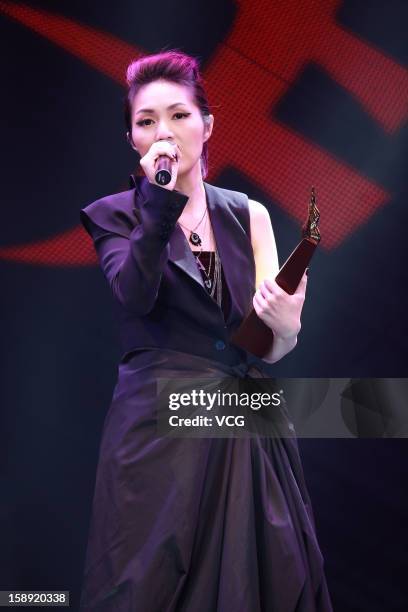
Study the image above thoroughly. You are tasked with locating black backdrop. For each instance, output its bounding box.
[0,1,407,610]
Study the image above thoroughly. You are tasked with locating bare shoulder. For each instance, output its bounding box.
[247,198,279,285]
[248,198,270,222]
[247,198,275,250]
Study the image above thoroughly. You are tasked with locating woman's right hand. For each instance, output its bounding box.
[139,140,181,191]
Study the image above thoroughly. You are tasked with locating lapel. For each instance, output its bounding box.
[131,176,246,323]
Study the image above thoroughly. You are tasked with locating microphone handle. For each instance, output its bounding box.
[155,155,172,186]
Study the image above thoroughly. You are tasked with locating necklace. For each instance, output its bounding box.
[193,214,222,307]
[177,204,207,246]
[194,213,211,285]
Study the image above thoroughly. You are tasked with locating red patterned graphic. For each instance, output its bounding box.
[0,0,407,265]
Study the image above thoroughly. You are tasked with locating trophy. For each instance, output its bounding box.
[231,187,321,358]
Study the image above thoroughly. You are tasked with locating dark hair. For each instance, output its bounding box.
[124,50,212,178]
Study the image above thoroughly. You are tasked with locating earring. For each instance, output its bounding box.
[126,131,138,152]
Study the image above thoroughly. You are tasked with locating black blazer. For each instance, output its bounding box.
[80,175,256,366]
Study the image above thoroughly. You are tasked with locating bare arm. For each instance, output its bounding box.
[248,198,306,364]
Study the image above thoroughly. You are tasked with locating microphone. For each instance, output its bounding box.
[155,156,172,186]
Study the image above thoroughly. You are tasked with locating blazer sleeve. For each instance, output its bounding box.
[80,181,189,315]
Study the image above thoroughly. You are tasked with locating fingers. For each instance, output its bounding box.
[253,289,270,319]
[152,141,180,162]
[140,141,181,188]
[260,273,308,308]
[263,271,308,297]
[261,277,284,297]
[254,288,268,309]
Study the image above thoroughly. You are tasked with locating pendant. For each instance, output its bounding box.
[190,232,202,246]
[204,279,212,289]
[195,257,206,272]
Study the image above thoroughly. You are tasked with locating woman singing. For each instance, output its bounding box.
[79,50,333,612]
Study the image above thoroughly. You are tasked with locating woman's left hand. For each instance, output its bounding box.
[252,270,308,339]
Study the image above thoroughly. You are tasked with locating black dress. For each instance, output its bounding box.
[79,177,333,611]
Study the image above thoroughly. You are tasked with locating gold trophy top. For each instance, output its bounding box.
[302,186,321,243]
